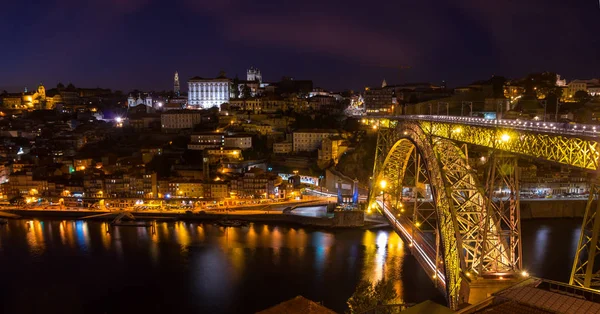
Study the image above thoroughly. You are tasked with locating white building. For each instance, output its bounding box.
[556,74,566,87]
[188,75,230,109]
[293,129,338,152]
[567,80,588,98]
[589,85,600,97]
[567,79,600,98]
[128,93,153,108]
[247,66,262,83]
[161,110,203,131]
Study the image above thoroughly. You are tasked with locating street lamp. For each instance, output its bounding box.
[379,180,387,189]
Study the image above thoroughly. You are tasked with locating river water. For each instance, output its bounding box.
[0,218,581,313]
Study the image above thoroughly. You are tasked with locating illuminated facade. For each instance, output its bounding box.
[205,147,242,162]
[187,76,230,109]
[1,84,49,109]
[293,129,338,152]
[364,86,395,115]
[127,93,153,108]
[567,79,600,98]
[247,66,262,83]
[188,132,225,150]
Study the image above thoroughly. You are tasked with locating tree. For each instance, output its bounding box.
[490,76,507,98]
[241,84,252,99]
[522,72,562,99]
[347,280,376,313]
[346,278,398,314]
[232,75,240,99]
[574,90,591,104]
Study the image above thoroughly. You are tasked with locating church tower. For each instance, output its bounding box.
[247,66,262,83]
[174,71,180,96]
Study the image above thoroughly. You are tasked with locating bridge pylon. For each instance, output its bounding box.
[570,182,600,289]
[481,152,523,274]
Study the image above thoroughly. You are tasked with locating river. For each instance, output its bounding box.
[0,218,581,313]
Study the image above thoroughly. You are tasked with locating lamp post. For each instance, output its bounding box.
[319,175,324,193]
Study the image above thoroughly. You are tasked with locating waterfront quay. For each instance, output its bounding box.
[0,197,365,228]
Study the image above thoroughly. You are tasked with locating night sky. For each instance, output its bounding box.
[1,0,599,92]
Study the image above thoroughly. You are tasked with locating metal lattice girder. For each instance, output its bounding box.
[416,121,600,170]
[570,183,600,288]
[482,154,523,274]
[370,121,513,309]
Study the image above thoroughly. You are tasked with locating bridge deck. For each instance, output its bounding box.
[377,199,446,289]
[377,115,600,138]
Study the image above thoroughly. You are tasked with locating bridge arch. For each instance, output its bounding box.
[370,121,513,308]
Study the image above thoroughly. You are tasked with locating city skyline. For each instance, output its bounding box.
[1,0,599,92]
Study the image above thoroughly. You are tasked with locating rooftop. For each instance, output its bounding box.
[256,295,337,314]
[294,129,339,134]
[189,76,230,81]
[460,278,600,314]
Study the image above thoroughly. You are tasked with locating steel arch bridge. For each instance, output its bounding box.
[369,119,523,308]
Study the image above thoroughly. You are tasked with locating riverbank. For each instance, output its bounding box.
[1,199,587,229]
[1,208,367,228]
[521,199,588,219]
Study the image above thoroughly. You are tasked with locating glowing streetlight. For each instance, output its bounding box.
[500,133,510,142]
[379,180,387,189]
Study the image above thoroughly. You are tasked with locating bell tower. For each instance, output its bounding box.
[174,71,180,96]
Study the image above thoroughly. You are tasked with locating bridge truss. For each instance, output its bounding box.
[369,119,522,308]
[368,116,600,301]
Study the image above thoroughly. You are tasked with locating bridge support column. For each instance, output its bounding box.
[482,153,522,274]
[570,182,600,289]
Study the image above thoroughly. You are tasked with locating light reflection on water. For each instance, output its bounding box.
[1,218,529,313]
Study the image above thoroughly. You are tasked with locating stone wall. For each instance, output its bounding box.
[520,200,588,219]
